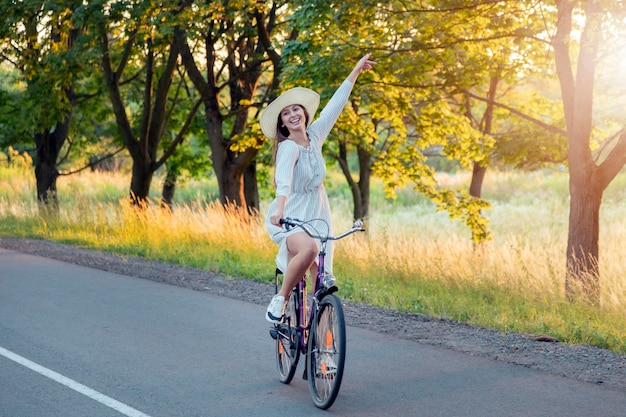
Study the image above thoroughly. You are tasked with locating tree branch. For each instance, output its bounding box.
[598,129,626,190]
[553,0,575,133]
[461,88,567,136]
[59,147,126,176]
[154,97,203,170]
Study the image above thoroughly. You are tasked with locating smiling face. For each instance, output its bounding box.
[279,104,307,134]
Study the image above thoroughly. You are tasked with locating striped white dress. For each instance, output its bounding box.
[265,79,355,274]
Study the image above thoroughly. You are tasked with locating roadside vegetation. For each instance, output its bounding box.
[2,162,625,354]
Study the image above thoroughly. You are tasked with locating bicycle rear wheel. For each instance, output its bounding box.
[276,291,300,384]
[306,294,346,409]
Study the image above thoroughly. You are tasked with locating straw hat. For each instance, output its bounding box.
[260,87,320,139]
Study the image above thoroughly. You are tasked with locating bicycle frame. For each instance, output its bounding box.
[276,218,364,353]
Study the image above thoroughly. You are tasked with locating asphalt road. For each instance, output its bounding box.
[1,247,625,417]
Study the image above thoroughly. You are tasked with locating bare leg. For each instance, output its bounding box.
[277,232,318,298]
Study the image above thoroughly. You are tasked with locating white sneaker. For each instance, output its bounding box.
[266,295,286,324]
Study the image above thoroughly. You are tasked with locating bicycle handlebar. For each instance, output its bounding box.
[279,217,365,241]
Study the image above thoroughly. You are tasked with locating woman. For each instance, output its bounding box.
[260,54,376,323]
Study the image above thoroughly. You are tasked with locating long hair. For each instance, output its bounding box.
[271,104,311,187]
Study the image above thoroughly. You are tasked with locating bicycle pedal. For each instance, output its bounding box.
[315,285,339,300]
[269,328,278,340]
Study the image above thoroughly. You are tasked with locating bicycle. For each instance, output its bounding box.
[268,217,364,409]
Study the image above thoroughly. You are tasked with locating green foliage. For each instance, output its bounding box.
[0,1,101,126]
[0,0,114,179]
[276,0,565,242]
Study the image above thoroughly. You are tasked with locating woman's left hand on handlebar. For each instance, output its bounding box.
[270,212,284,227]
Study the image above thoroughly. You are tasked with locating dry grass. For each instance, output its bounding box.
[1,162,625,352]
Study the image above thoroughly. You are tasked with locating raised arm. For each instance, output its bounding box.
[309,54,377,141]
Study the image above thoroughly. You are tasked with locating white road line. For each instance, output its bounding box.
[0,346,152,417]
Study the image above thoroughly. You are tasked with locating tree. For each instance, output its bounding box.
[425,1,564,194]
[552,0,626,303]
[175,0,290,211]
[281,0,494,237]
[97,0,200,205]
[0,1,96,209]
[370,1,569,242]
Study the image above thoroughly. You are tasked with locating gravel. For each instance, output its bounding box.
[2,236,625,392]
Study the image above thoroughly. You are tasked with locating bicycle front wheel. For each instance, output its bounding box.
[276,291,300,384]
[306,294,346,409]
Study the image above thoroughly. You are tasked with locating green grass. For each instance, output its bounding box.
[1,162,625,354]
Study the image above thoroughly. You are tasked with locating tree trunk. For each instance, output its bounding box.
[220,160,246,207]
[554,0,604,304]
[469,163,487,199]
[34,113,73,211]
[351,186,364,221]
[34,144,60,210]
[161,169,177,212]
[129,158,154,206]
[335,141,372,220]
[204,105,259,212]
[244,161,259,215]
[356,145,371,220]
[566,172,601,303]
[468,74,497,200]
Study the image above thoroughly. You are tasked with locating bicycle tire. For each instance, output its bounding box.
[276,291,300,383]
[306,294,346,409]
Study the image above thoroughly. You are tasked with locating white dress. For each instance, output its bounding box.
[265,80,355,274]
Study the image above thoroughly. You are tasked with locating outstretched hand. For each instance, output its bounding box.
[348,53,377,83]
[357,53,377,71]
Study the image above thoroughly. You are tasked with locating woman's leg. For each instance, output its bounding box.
[277,232,318,298]
[266,232,318,323]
